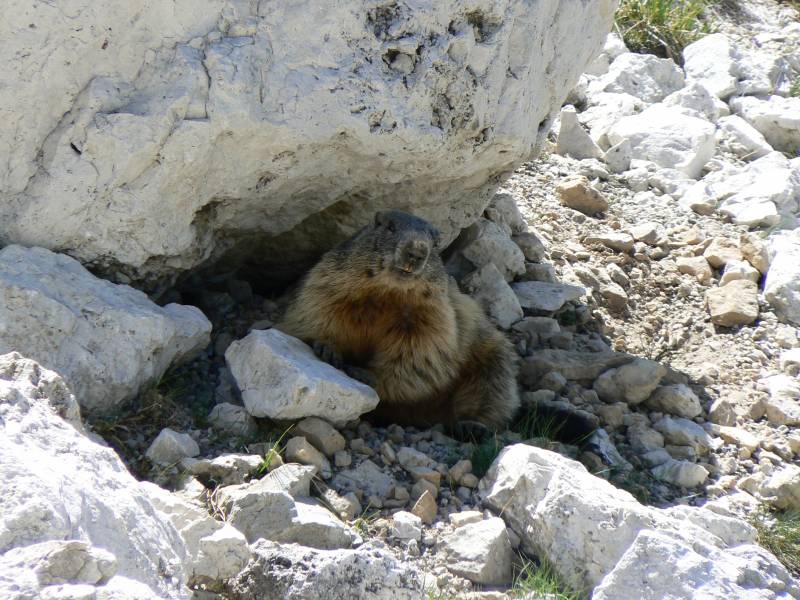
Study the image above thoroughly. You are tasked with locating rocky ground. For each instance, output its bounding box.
[2,1,800,599]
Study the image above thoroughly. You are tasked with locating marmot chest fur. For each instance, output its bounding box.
[277,210,520,430]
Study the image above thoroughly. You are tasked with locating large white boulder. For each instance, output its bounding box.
[607,105,716,179]
[588,52,685,103]
[764,233,800,326]
[0,245,211,416]
[481,444,797,597]
[682,34,739,99]
[225,329,380,426]
[0,352,192,598]
[0,0,616,285]
[730,95,800,154]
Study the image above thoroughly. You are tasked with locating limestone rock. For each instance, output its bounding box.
[411,490,437,525]
[580,92,646,149]
[462,264,523,329]
[703,237,743,269]
[555,175,609,215]
[607,105,716,179]
[391,511,422,542]
[682,34,739,99]
[651,459,709,488]
[286,436,332,479]
[556,105,603,160]
[740,232,770,274]
[720,260,761,287]
[482,445,793,595]
[180,454,264,486]
[706,280,759,327]
[513,231,548,263]
[461,218,526,281]
[229,539,423,599]
[333,459,396,499]
[294,417,346,457]
[0,0,618,286]
[145,428,200,466]
[730,95,800,154]
[0,245,210,416]
[758,464,800,510]
[764,236,800,326]
[0,353,192,597]
[653,416,713,454]
[485,193,527,235]
[208,403,259,439]
[512,281,587,312]
[522,349,633,386]
[717,115,773,160]
[604,139,632,174]
[676,256,713,284]
[645,384,702,419]
[593,358,667,405]
[662,82,720,123]
[589,52,684,103]
[583,232,634,253]
[760,374,800,426]
[442,517,512,586]
[226,329,379,426]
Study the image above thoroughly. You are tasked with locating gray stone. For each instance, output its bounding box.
[462,264,523,329]
[0,245,210,417]
[208,403,259,438]
[706,280,759,327]
[226,329,379,427]
[332,459,395,499]
[442,517,512,586]
[593,359,666,405]
[294,417,346,457]
[556,105,603,160]
[512,281,587,312]
[180,453,264,486]
[645,384,702,419]
[555,175,608,215]
[461,218,526,281]
[589,52,684,103]
[145,428,200,466]
[392,511,422,542]
[286,436,332,479]
[653,416,713,454]
[761,375,800,426]
[651,459,709,488]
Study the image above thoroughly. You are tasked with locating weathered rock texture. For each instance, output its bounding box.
[0,245,211,416]
[0,352,192,598]
[0,0,616,286]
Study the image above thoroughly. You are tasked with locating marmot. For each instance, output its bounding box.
[277,210,520,432]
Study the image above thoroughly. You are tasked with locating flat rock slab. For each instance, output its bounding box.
[229,540,424,599]
[226,329,379,427]
[442,517,512,585]
[0,245,211,416]
[511,281,587,312]
[706,280,759,327]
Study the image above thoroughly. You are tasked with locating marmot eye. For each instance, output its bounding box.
[387,222,396,232]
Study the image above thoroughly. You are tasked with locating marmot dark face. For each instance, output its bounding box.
[370,210,443,287]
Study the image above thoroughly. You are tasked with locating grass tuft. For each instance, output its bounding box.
[751,510,800,577]
[614,0,711,63]
[510,556,583,600]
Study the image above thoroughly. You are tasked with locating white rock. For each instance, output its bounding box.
[758,464,800,510]
[712,153,799,227]
[760,374,800,426]
[294,417,346,457]
[286,436,332,479]
[0,0,617,284]
[716,115,773,160]
[511,281,587,312]
[449,510,484,528]
[653,416,713,454]
[607,105,716,179]
[485,193,527,235]
[0,245,210,416]
[593,358,666,405]
[645,384,702,418]
[141,482,250,585]
[764,236,800,326]
[462,264,523,329]
[145,428,200,466]
[730,95,800,153]
[332,459,396,499]
[661,82,719,122]
[593,530,797,600]
[482,445,793,595]
[226,329,379,426]
[779,348,800,376]
[556,105,603,160]
[604,138,632,173]
[589,53,684,103]
[682,34,739,99]
[651,459,709,488]
[207,403,258,438]
[720,260,761,286]
[229,539,423,599]
[0,353,192,598]
[180,453,265,486]
[580,92,646,149]
[461,218,526,281]
[392,511,422,542]
[441,517,512,586]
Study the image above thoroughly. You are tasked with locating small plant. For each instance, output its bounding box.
[752,510,800,577]
[352,506,381,536]
[790,77,800,98]
[510,556,582,600]
[614,0,711,63]
[256,425,294,476]
[470,434,505,478]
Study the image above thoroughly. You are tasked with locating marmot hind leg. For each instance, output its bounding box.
[450,330,520,431]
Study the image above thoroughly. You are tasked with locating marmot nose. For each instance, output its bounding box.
[398,239,430,272]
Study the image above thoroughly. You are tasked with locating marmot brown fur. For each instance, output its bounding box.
[277,210,520,431]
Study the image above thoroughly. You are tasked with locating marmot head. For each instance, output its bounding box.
[356,210,444,289]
